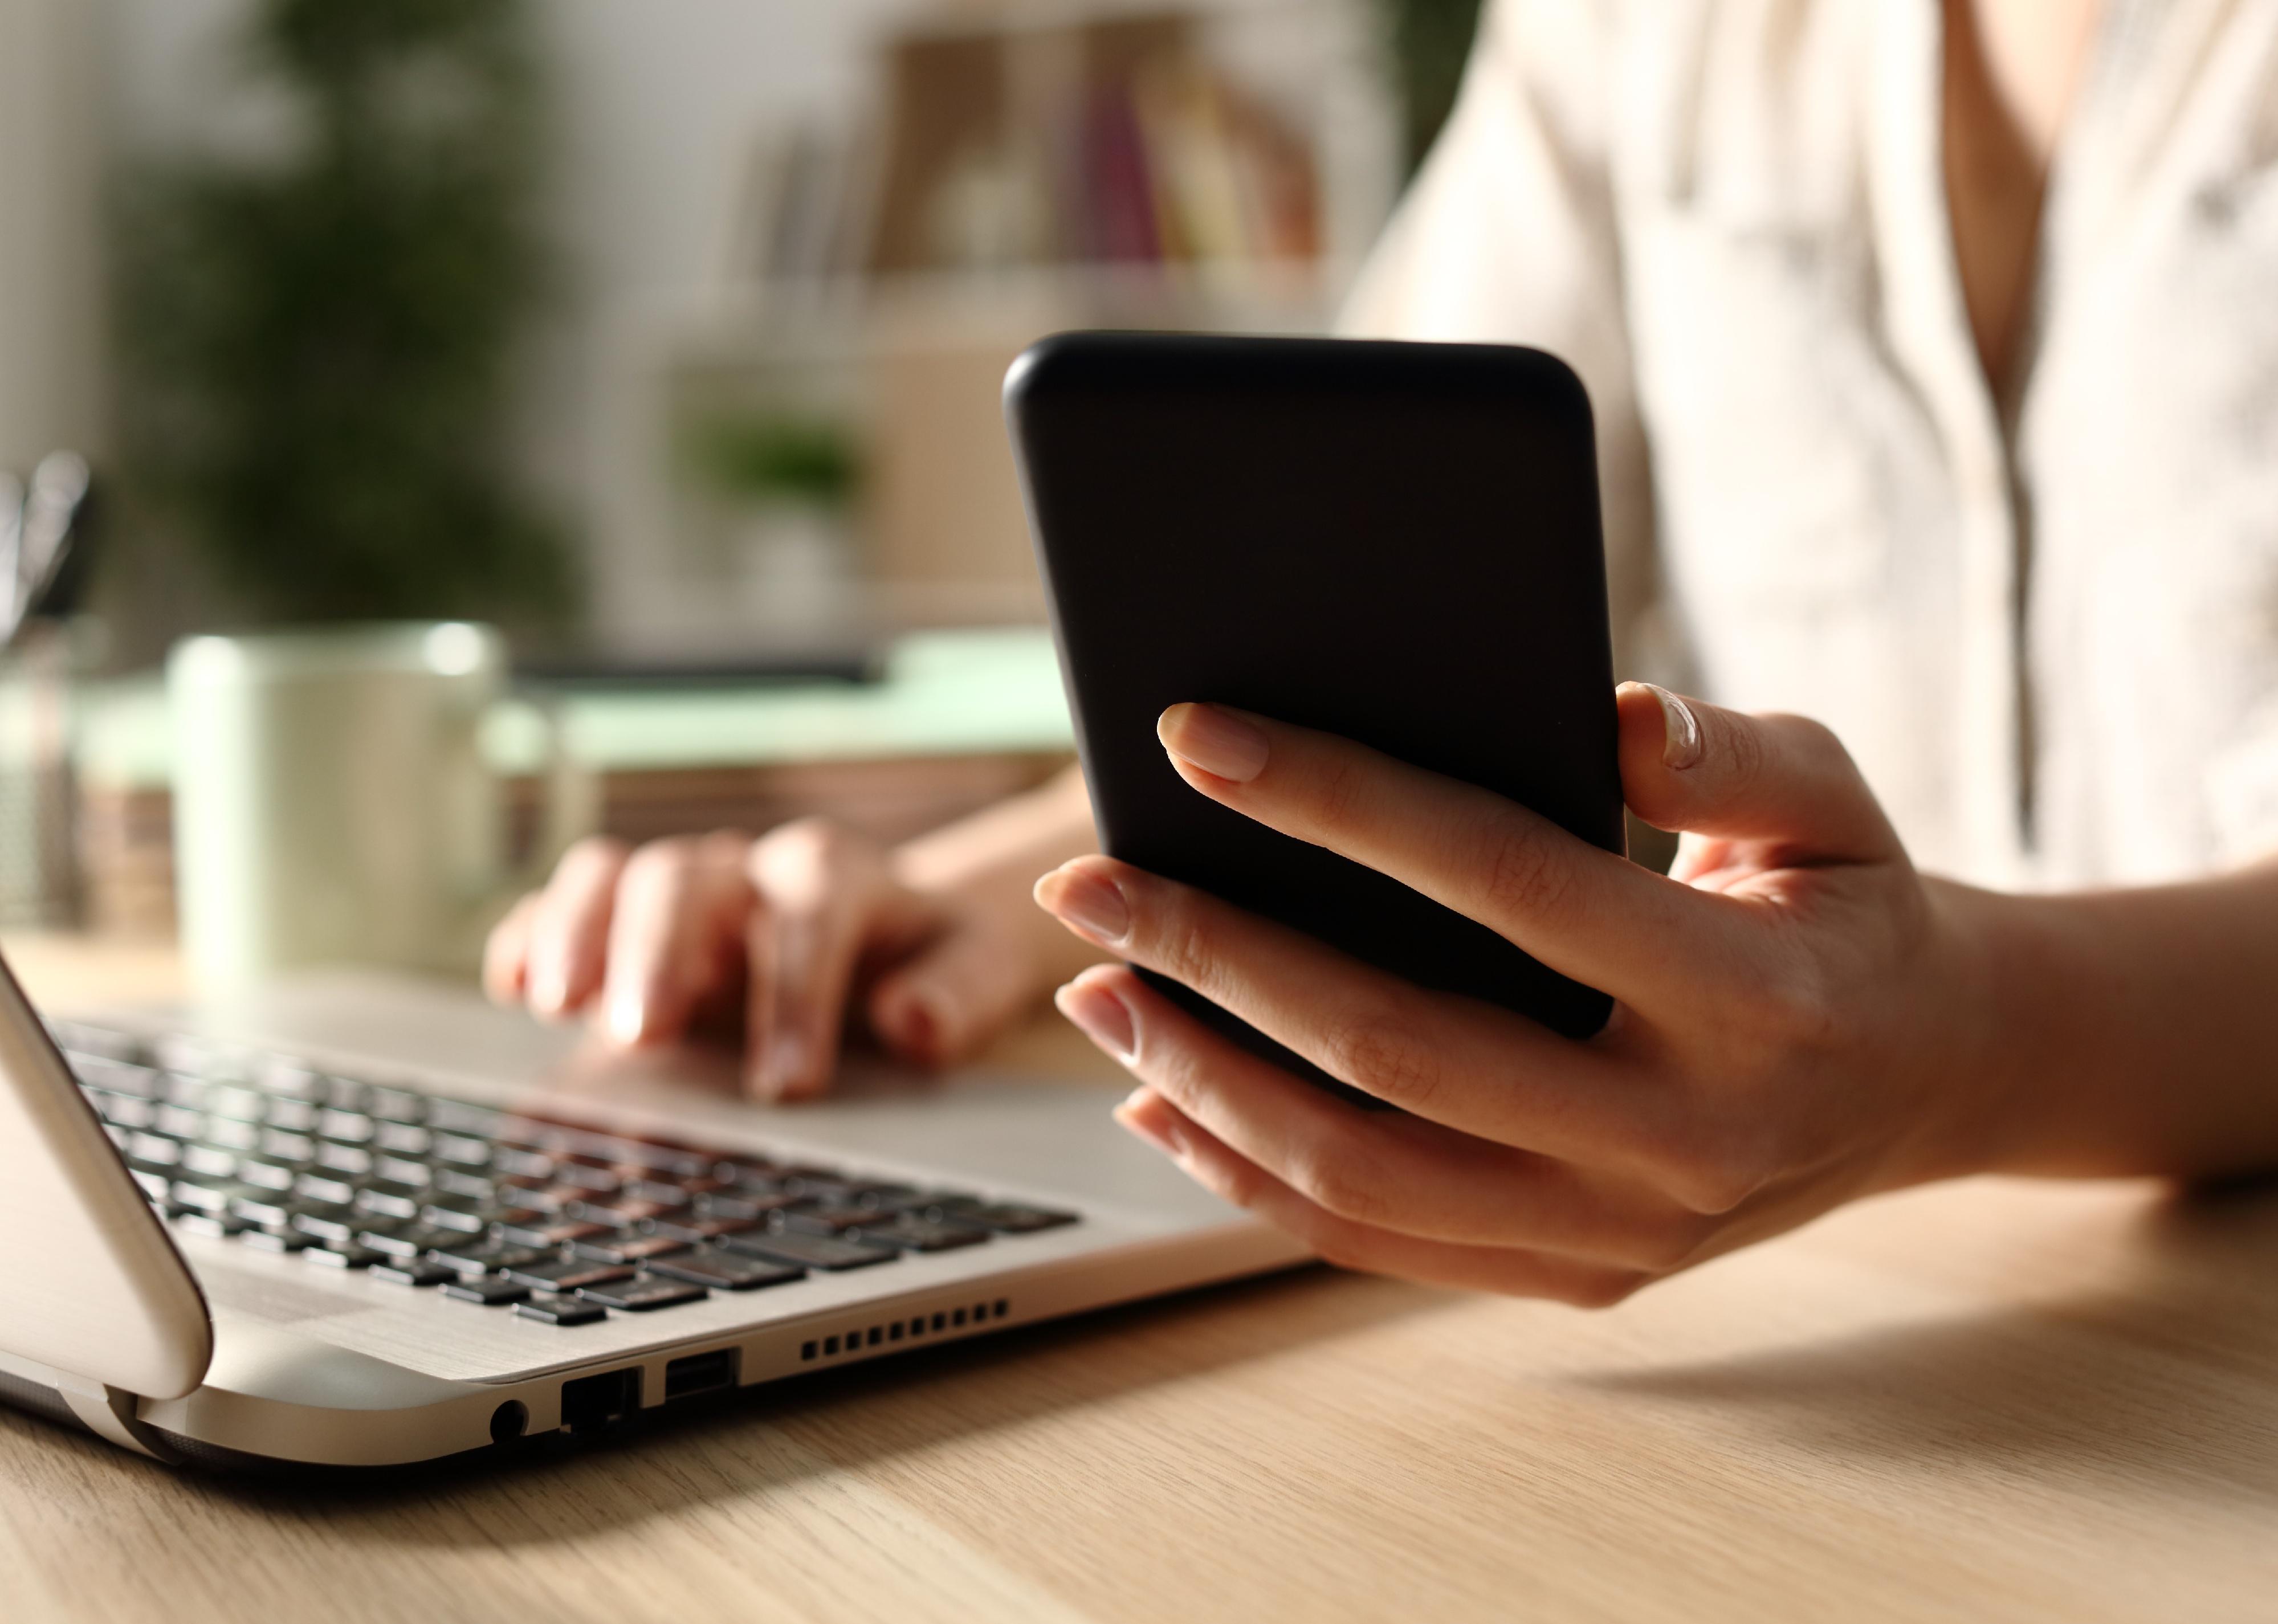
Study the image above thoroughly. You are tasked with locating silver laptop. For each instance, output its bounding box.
[0,952,1307,1469]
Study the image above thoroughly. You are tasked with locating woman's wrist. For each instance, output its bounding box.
[1928,864,2278,1182]
[1909,879,2083,1182]
[892,765,1105,985]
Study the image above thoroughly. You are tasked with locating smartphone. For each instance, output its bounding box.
[1005,333,1623,1100]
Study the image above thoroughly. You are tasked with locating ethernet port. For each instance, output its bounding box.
[560,1368,641,1434]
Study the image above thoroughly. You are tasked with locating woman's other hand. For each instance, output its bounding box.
[487,769,1102,1100]
[1033,688,2012,1304]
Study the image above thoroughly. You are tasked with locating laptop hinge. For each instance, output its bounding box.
[53,1372,182,1463]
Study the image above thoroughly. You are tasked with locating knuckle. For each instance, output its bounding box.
[1756,952,1844,1056]
[1140,883,1215,982]
[620,835,703,888]
[552,835,629,892]
[1476,821,1579,925]
[1662,1125,1778,1215]
[1717,709,1770,788]
[1320,1004,1441,1108]
[1285,1139,1393,1229]
[759,815,855,870]
[1627,1212,1719,1272]
[1767,711,1846,766]
[1306,752,1374,836]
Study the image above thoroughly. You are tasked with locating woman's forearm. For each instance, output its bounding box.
[1961,862,2278,1180]
[893,765,1105,983]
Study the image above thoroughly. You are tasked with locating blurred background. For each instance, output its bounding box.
[0,0,1481,970]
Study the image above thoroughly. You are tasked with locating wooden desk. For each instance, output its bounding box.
[3,935,2275,1623]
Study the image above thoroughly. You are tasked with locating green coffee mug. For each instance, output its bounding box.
[168,622,590,991]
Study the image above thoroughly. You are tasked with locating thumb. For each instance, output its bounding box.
[1615,682,1901,864]
[867,917,1043,1068]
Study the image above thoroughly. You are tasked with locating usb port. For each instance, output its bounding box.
[664,1348,737,1401]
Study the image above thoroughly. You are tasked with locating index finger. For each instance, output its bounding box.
[1154,703,1731,1007]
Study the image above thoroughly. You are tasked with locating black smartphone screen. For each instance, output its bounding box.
[1006,333,1623,1098]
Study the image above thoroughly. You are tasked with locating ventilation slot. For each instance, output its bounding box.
[801,1298,1013,1363]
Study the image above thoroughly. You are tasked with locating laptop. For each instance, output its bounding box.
[0,952,1307,1469]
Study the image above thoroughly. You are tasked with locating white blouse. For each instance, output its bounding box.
[1340,0,2278,892]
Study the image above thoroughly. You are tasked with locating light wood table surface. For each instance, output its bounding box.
[2,933,2275,1623]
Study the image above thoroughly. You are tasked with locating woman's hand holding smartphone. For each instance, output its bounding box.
[1037,684,2003,1303]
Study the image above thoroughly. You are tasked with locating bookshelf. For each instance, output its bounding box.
[592,0,1398,657]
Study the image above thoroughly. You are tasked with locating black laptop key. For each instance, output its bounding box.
[231,1193,328,1231]
[261,1127,317,1161]
[693,1190,798,1221]
[85,1090,153,1129]
[353,1182,427,1221]
[375,1119,433,1154]
[568,1233,689,1266]
[372,1260,459,1287]
[318,1108,375,1144]
[424,1096,504,1135]
[262,1098,319,1133]
[442,1276,529,1305]
[502,1256,636,1292]
[207,1086,268,1123]
[358,1225,462,1260]
[429,1167,502,1201]
[426,1240,555,1278]
[170,1177,261,1215]
[66,1051,162,1095]
[491,1145,554,1180]
[514,1294,607,1326]
[178,1144,242,1180]
[127,1132,182,1167]
[431,1131,494,1167]
[239,1227,315,1254]
[294,1169,361,1206]
[576,1275,708,1312]
[366,1087,427,1124]
[205,1118,268,1154]
[306,1243,386,1270]
[778,1203,894,1236]
[619,1177,697,1207]
[495,1217,612,1248]
[644,1246,802,1291]
[646,1214,760,1243]
[173,1211,250,1239]
[287,1204,364,1245]
[321,1077,369,1112]
[841,1214,990,1253]
[723,1230,898,1272]
[315,1142,374,1176]
[125,1164,175,1202]
[935,1198,1081,1234]
[421,1196,537,1235]
[232,1154,305,1193]
[372,1153,433,1187]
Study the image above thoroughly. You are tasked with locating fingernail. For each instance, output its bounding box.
[1056,978,1135,1062]
[1113,1087,1188,1157]
[1158,703,1270,784]
[1643,683,1704,770]
[882,990,945,1061]
[528,960,569,1019]
[1035,864,1130,946]
[604,991,645,1046]
[753,1031,810,1097]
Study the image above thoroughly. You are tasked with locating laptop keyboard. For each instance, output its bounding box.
[48,1019,1079,1329]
